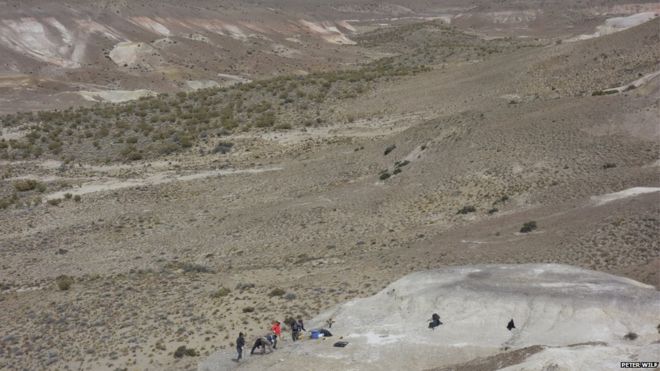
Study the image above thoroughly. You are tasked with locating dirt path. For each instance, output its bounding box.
[44,166,283,200]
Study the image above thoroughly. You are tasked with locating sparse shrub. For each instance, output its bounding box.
[212,142,234,154]
[520,221,537,233]
[255,112,276,127]
[0,194,18,209]
[64,193,73,200]
[457,205,476,214]
[73,195,81,202]
[242,306,255,313]
[395,160,410,168]
[284,292,297,301]
[393,168,402,175]
[602,163,616,169]
[47,198,62,206]
[384,144,396,155]
[623,332,638,341]
[494,195,509,205]
[173,345,198,358]
[36,182,47,193]
[235,282,255,291]
[592,90,617,96]
[269,288,286,297]
[211,287,231,298]
[13,179,40,192]
[488,208,499,214]
[379,172,391,180]
[55,275,74,290]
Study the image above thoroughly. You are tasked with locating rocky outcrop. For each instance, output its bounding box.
[200,264,660,370]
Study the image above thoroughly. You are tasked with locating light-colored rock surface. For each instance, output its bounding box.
[200,264,660,371]
[78,89,156,103]
[567,12,659,41]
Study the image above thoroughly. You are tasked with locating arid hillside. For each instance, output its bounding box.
[0,3,658,371]
[1,0,658,112]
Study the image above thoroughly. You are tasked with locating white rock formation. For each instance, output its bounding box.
[200,264,660,371]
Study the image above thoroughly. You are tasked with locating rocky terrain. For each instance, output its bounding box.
[1,0,658,112]
[200,264,660,370]
[0,1,659,371]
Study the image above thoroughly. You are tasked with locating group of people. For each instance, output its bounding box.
[234,317,309,362]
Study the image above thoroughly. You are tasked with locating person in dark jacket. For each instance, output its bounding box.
[297,318,306,332]
[250,337,272,355]
[291,320,301,341]
[507,319,516,331]
[235,332,245,361]
[428,313,442,330]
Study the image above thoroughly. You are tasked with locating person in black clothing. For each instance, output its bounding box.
[297,318,306,332]
[250,336,273,354]
[507,319,516,331]
[291,320,300,341]
[250,337,264,355]
[235,332,245,362]
[428,313,442,330]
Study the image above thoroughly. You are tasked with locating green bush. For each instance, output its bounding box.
[173,345,198,358]
[457,205,476,214]
[520,221,537,233]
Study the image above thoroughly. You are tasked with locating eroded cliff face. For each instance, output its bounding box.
[1,0,657,112]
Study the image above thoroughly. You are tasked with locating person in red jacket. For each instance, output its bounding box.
[271,321,282,349]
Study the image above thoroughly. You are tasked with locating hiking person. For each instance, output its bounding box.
[235,332,245,362]
[297,318,306,332]
[291,319,301,341]
[507,319,516,331]
[428,313,442,330]
[265,334,277,350]
[250,336,273,355]
[271,321,282,348]
[326,318,335,328]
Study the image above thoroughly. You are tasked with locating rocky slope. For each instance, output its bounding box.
[0,3,658,371]
[200,264,660,370]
